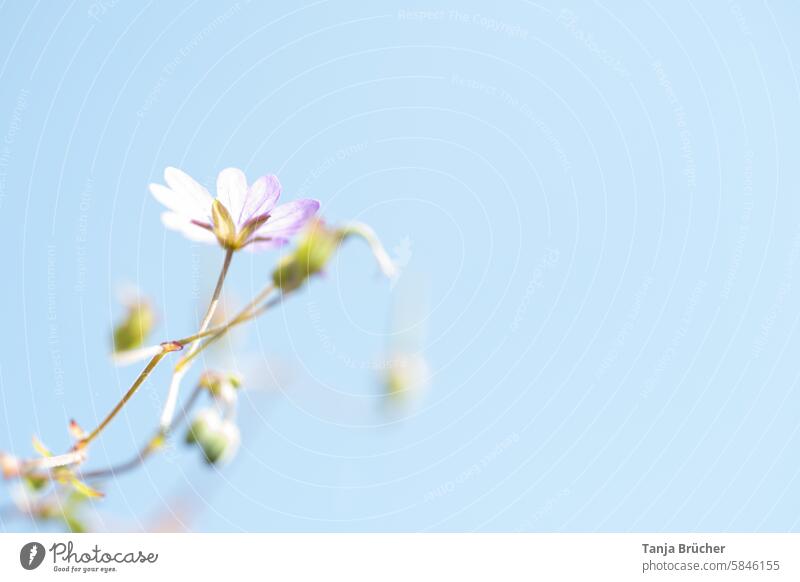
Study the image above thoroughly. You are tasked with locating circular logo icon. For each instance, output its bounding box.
[19,542,46,570]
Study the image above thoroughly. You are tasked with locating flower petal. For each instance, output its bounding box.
[163,167,214,210]
[242,237,290,253]
[149,183,209,222]
[216,167,248,223]
[239,175,281,223]
[161,212,216,243]
[256,199,320,238]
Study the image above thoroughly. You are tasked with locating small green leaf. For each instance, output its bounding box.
[70,477,104,499]
[31,435,53,458]
[63,513,88,533]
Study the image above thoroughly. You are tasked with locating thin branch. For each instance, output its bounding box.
[78,290,284,481]
[25,279,283,485]
[114,284,276,364]
[80,385,203,481]
[159,248,234,428]
[176,293,281,370]
[79,346,178,448]
[171,283,275,356]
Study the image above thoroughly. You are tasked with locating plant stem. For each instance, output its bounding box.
[79,350,171,447]
[112,282,276,367]
[72,283,284,481]
[78,286,281,480]
[69,250,234,451]
[23,449,87,472]
[176,291,281,370]
[159,248,234,428]
[171,283,274,347]
[80,385,203,481]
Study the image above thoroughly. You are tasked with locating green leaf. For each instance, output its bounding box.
[70,477,104,499]
[63,513,88,533]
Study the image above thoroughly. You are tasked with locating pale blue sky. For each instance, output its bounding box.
[1,1,800,532]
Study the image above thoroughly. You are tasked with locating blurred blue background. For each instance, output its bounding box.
[1,0,800,532]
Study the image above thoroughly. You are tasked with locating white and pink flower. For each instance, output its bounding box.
[150,167,319,251]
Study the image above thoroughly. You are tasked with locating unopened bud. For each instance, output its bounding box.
[185,409,241,465]
[23,474,48,491]
[68,419,87,442]
[200,421,240,465]
[198,370,241,406]
[386,352,430,401]
[112,300,156,353]
[0,452,21,479]
[185,408,216,445]
[272,219,396,291]
[272,219,339,291]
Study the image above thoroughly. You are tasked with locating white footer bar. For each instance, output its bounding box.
[1,533,797,580]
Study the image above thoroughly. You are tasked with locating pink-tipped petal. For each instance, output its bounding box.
[161,212,216,243]
[242,237,290,253]
[256,199,320,238]
[216,167,248,222]
[239,175,281,223]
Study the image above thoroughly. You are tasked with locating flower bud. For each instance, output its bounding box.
[385,352,430,401]
[198,370,241,407]
[199,420,240,465]
[185,408,217,445]
[271,255,305,292]
[22,474,48,491]
[0,452,21,479]
[272,219,339,291]
[272,219,397,292]
[112,300,155,353]
[185,409,241,465]
[68,419,87,442]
